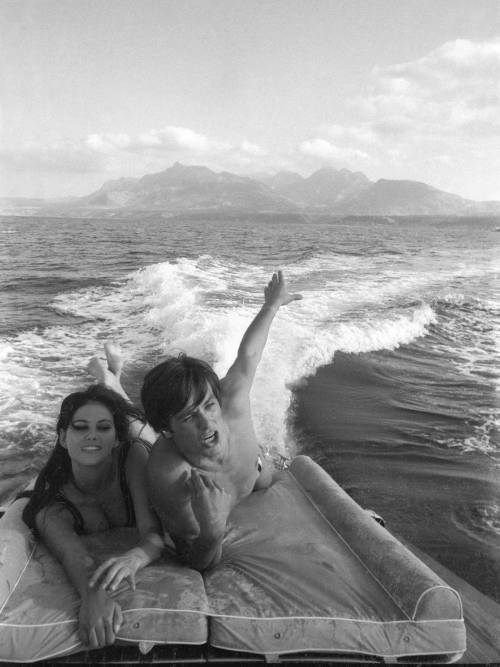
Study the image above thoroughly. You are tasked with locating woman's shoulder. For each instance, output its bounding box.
[123,437,155,479]
[127,420,158,446]
[127,436,154,458]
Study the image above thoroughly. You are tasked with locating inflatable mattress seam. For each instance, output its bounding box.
[0,619,77,628]
[0,539,36,616]
[204,612,463,624]
[115,637,205,646]
[413,585,464,621]
[120,607,208,615]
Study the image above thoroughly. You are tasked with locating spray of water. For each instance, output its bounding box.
[1,256,439,454]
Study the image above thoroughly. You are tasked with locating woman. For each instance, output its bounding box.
[22,383,164,649]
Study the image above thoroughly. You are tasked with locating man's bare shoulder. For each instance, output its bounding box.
[148,435,189,483]
[146,435,195,538]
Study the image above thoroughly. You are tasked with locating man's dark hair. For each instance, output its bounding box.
[141,354,221,432]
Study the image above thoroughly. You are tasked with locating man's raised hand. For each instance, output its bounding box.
[264,270,302,309]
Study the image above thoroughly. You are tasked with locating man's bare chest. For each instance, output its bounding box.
[197,445,259,503]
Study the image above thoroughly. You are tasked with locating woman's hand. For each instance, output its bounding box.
[79,588,123,648]
[88,552,143,592]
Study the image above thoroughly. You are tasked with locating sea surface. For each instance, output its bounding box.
[1,213,499,601]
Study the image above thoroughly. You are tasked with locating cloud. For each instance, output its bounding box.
[362,38,500,137]
[299,138,369,162]
[1,127,233,178]
[85,133,132,152]
[3,38,500,200]
[133,126,232,153]
[0,126,283,197]
[73,126,234,163]
[299,38,500,198]
[240,140,267,156]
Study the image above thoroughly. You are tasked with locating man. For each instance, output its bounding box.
[141,270,302,570]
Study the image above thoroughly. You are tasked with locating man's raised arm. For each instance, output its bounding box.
[225,270,302,389]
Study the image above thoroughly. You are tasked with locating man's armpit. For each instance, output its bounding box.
[172,534,199,564]
[220,388,251,420]
[160,503,198,540]
[175,538,191,562]
[220,370,252,400]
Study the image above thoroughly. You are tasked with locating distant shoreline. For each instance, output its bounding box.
[2,211,500,222]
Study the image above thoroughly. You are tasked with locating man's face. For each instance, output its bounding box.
[167,384,227,466]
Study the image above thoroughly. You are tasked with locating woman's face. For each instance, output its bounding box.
[60,401,118,466]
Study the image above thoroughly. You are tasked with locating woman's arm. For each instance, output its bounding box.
[35,505,123,648]
[89,440,164,592]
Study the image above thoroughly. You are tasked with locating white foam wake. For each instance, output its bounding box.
[0,257,438,454]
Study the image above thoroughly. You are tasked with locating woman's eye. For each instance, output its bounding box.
[182,414,193,422]
[98,425,113,432]
[71,424,87,431]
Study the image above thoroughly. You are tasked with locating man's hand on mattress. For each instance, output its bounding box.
[88,553,142,592]
[79,589,123,648]
[188,469,231,539]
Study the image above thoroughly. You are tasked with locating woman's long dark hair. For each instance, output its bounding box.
[22,385,144,531]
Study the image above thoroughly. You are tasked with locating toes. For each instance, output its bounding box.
[86,356,107,382]
[104,342,124,375]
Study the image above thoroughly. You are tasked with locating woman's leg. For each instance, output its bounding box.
[87,343,158,444]
[87,344,130,401]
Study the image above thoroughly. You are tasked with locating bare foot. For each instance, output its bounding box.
[87,356,108,385]
[104,342,124,378]
[86,356,125,397]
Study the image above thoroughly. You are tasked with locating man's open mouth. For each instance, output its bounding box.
[201,431,217,446]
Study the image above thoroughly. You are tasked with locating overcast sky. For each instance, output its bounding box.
[1,0,499,200]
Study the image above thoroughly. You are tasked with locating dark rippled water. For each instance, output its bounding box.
[1,213,499,600]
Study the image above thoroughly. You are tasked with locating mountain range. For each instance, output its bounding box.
[2,162,500,217]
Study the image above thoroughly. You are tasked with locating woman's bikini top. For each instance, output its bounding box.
[53,439,150,535]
